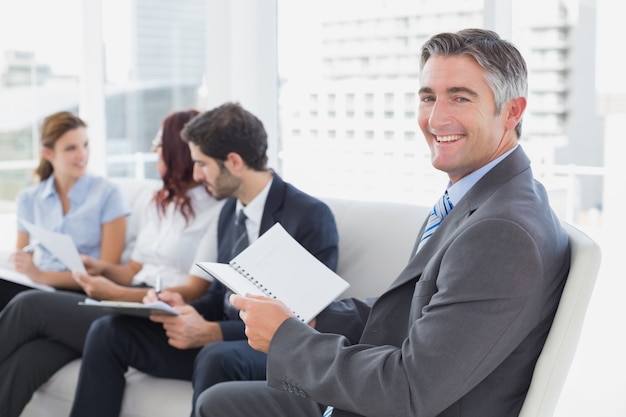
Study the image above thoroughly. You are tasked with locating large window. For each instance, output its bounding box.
[0,0,82,202]
[101,0,207,178]
[0,0,207,204]
[1,0,612,224]
[277,0,608,224]
[0,3,618,222]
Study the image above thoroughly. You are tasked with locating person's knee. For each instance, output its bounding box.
[84,315,129,350]
[192,342,234,389]
[195,342,232,367]
[88,315,116,337]
[8,289,45,311]
[3,290,51,324]
[195,383,232,417]
[195,385,215,417]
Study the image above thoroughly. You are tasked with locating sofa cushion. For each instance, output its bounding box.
[20,190,429,417]
[323,197,427,298]
[20,360,192,417]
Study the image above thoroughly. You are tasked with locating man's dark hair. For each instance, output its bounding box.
[181,102,268,170]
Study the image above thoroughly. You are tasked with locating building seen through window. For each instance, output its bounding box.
[0,0,206,203]
[0,0,616,227]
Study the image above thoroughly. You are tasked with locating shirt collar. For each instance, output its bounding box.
[235,174,274,241]
[68,175,90,205]
[40,174,57,199]
[40,173,91,205]
[447,144,518,205]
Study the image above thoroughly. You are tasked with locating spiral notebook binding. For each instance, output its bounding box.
[231,261,271,297]
[227,264,300,319]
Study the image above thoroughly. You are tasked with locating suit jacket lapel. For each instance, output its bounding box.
[384,147,531,292]
[259,173,286,234]
[384,199,472,292]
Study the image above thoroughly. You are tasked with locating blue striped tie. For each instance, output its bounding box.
[322,406,333,417]
[417,190,453,252]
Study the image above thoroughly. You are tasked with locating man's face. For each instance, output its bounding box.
[417,55,518,184]
[188,142,241,200]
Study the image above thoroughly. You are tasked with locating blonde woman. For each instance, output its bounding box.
[6,112,129,302]
[0,109,222,417]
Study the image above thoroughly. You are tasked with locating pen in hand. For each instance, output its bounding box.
[9,241,38,262]
[22,241,39,253]
[155,275,163,298]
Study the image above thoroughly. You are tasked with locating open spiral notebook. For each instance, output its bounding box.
[78,297,180,317]
[196,223,349,323]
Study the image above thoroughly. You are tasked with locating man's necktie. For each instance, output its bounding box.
[225,209,249,320]
[322,406,333,417]
[230,209,249,259]
[417,190,454,252]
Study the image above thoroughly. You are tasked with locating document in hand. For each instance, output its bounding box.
[19,219,86,273]
[0,266,55,292]
[78,298,180,318]
[196,223,349,323]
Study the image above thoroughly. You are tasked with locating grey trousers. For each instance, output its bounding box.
[196,380,325,417]
[0,289,109,417]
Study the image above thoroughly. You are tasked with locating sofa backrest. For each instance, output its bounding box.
[321,198,429,299]
[111,178,429,301]
[110,178,162,264]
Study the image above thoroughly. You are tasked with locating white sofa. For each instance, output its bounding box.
[20,179,429,417]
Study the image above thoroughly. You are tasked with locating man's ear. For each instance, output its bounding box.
[223,152,245,173]
[504,97,526,131]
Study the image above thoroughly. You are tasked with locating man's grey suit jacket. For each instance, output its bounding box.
[266,146,571,417]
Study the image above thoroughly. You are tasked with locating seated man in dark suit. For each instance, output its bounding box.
[69,102,339,417]
[196,29,571,417]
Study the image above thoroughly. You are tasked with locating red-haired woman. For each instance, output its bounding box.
[74,109,223,302]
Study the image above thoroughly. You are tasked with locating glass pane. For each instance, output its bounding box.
[102,0,207,179]
[277,0,606,227]
[0,0,82,202]
[276,0,485,206]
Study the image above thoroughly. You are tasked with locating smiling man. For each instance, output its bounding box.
[68,102,339,417]
[195,29,572,417]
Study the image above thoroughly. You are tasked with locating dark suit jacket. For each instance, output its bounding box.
[190,173,339,341]
[266,147,571,417]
